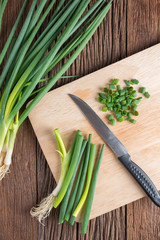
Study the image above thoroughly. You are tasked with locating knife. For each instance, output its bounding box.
[69,94,160,207]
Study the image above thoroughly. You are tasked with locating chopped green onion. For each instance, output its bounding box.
[111,119,116,126]
[102,106,108,112]
[121,106,127,110]
[128,80,134,85]
[144,92,150,98]
[139,87,146,94]
[121,100,126,105]
[117,85,121,91]
[137,97,143,100]
[133,111,139,116]
[132,99,140,104]
[124,80,130,86]
[130,119,136,124]
[99,93,106,99]
[98,77,150,126]
[122,110,127,116]
[102,88,108,93]
[119,89,125,96]
[106,103,114,107]
[132,105,137,111]
[112,78,119,85]
[109,84,116,89]
[119,96,125,101]
[108,115,113,121]
[128,86,134,92]
[118,116,124,122]
[132,79,139,84]
[132,90,137,97]
[115,111,122,119]
[97,97,103,103]
[126,112,132,120]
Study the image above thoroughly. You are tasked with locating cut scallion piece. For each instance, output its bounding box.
[109,84,116,89]
[132,79,139,84]
[58,139,87,224]
[102,106,108,112]
[124,80,130,86]
[53,134,83,208]
[130,119,136,124]
[144,92,150,98]
[81,144,105,234]
[108,115,113,121]
[69,134,92,226]
[111,119,116,126]
[112,78,119,85]
[73,144,96,217]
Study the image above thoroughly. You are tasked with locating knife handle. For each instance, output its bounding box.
[118,154,160,207]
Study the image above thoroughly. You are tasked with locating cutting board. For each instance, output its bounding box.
[29,44,160,222]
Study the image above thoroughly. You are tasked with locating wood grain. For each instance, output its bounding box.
[0,0,160,240]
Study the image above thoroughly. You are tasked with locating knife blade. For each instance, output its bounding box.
[69,93,160,207]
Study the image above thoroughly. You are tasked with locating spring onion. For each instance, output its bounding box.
[81,144,105,234]
[109,84,116,89]
[30,129,80,222]
[130,119,136,124]
[139,87,146,94]
[0,0,112,180]
[53,134,84,208]
[102,106,108,112]
[73,144,96,217]
[58,139,87,224]
[0,0,8,33]
[108,115,113,121]
[124,80,130,86]
[111,119,116,126]
[112,79,119,85]
[132,79,139,84]
[144,92,150,98]
[69,134,92,226]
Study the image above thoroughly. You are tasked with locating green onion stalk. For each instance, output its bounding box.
[30,129,82,222]
[0,0,112,180]
[0,0,8,33]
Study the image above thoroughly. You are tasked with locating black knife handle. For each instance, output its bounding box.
[118,154,160,207]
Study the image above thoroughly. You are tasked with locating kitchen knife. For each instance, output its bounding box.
[69,94,160,207]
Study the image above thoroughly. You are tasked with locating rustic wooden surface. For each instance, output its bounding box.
[0,0,160,240]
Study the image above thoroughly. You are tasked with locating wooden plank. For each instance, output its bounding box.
[0,120,37,240]
[126,1,160,240]
[0,1,37,240]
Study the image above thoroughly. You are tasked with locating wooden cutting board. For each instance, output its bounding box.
[29,44,160,222]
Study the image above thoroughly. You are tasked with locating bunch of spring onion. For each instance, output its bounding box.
[31,129,105,234]
[0,0,8,33]
[0,0,112,180]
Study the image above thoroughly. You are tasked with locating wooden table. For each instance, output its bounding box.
[0,1,160,239]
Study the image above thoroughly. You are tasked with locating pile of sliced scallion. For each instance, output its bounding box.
[31,129,105,234]
[0,0,112,180]
[98,78,150,125]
